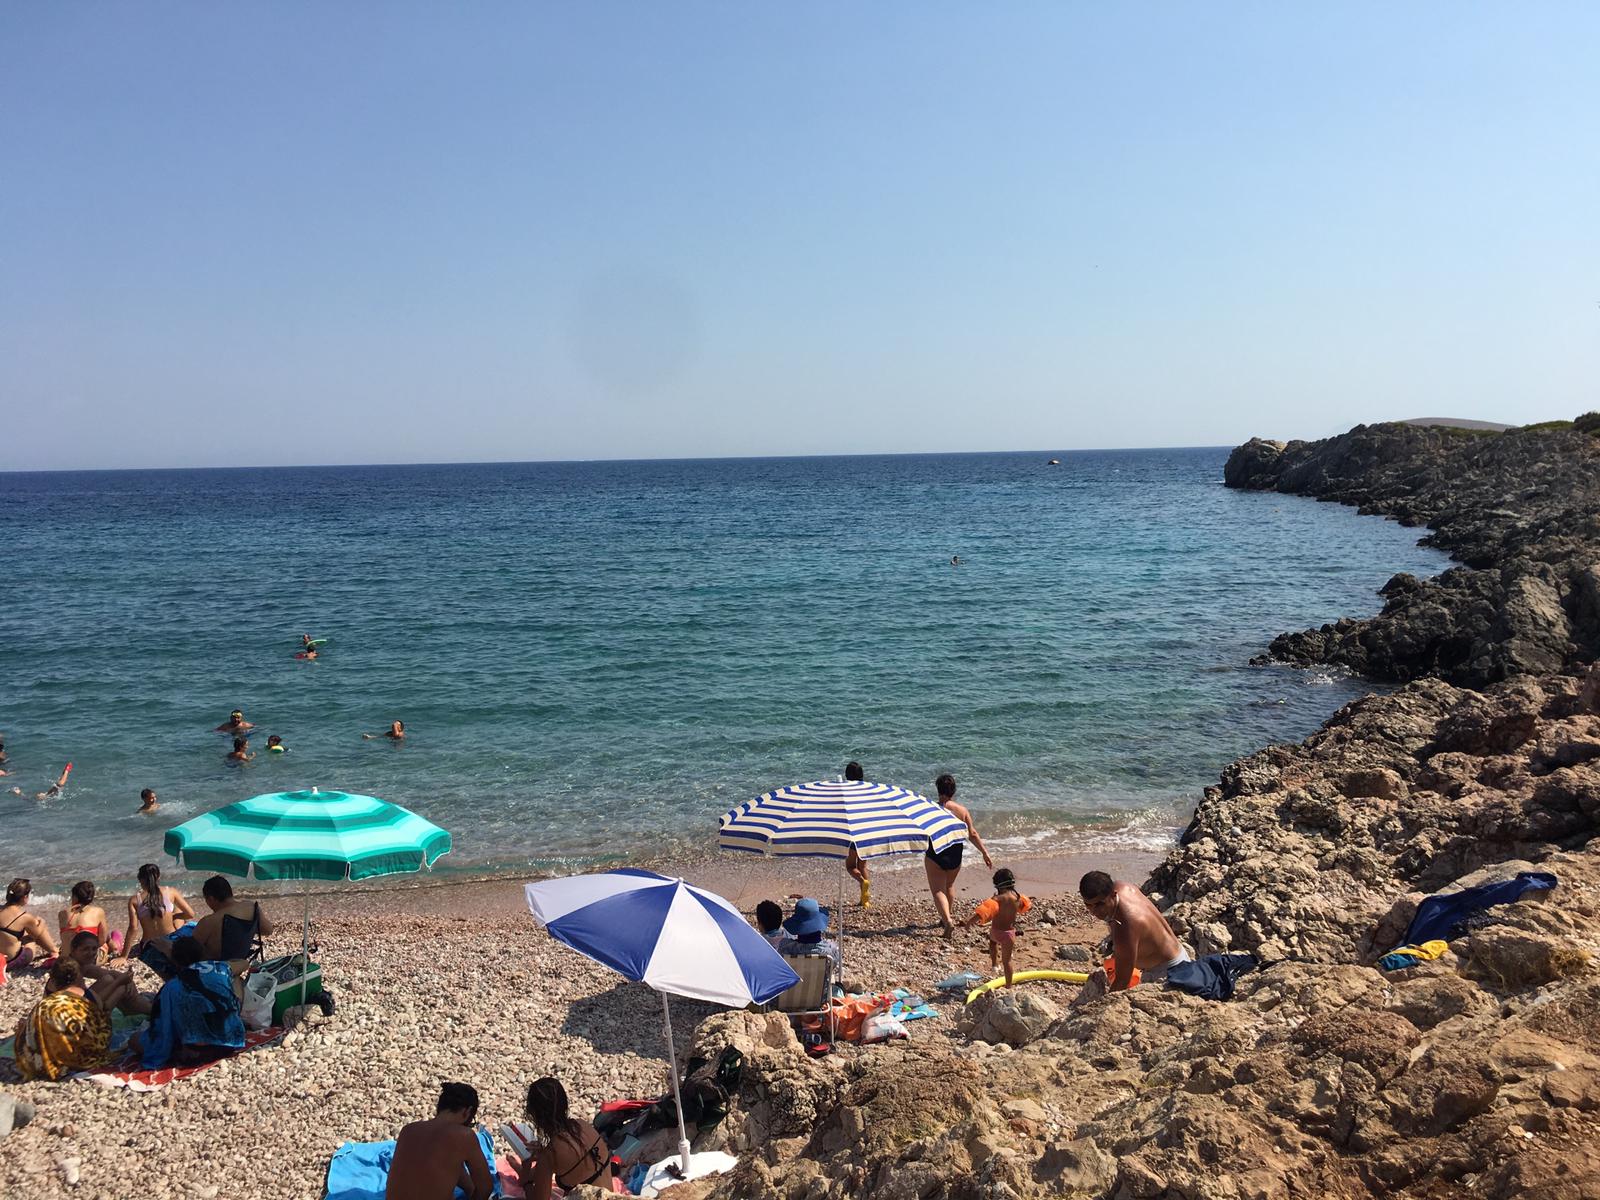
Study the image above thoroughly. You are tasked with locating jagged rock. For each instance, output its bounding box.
[688,1010,843,1152]
[958,990,1061,1047]
[1463,927,1591,989]
[1228,419,1600,683]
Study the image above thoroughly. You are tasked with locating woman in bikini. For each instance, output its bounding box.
[59,880,120,958]
[512,1077,613,1199]
[0,878,59,971]
[124,863,196,973]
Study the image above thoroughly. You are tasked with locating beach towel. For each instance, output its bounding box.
[1399,872,1558,947]
[888,988,936,1021]
[78,1026,284,1090]
[141,959,245,1070]
[1377,940,1450,971]
[14,990,113,1081]
[1163,953,1258,1002]
[324,1128,501,1200]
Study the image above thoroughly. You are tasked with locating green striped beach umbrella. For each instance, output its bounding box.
[163,787,452,881]
[163,787,451,967]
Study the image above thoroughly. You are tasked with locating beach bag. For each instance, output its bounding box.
[861,1012,908,1043]
[241,972,276,1031]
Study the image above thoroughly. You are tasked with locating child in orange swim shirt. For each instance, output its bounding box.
[962,868,1031,987]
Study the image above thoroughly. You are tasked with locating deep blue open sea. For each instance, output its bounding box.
[0,449,1449,887]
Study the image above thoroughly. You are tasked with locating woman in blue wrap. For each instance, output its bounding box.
[138,937,246,1070]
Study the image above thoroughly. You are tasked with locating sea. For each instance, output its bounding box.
[0,449,1450,889]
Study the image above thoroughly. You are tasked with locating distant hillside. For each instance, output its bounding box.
[1399,416,1510,431]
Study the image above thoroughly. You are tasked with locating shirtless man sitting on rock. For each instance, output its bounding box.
[1073,870,1188,1006]
[387,1082,493,1200]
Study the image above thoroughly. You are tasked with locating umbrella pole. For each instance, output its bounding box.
[660,990,692,1175]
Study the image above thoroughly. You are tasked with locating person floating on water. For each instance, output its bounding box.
[137,788,159,814]
[951,555,962,566]
[363,721,405,742]
[0,737,8,776]
[961,867,1031,988]
[226,737,254,763]
[841,761,871,907]
[215,710,254,734]
[11,763,71,800]
[266,735,287,754]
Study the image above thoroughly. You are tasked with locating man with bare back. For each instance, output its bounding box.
[1073,870,1188,1005]
[387,1082,493,1200]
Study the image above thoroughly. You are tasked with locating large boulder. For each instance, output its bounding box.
[958,989,1061,1047]
[688,1010,844,1152]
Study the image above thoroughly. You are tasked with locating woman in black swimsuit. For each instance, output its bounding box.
[0,878,60,969]
[514,1077,612,1199]
[925,774,993,937]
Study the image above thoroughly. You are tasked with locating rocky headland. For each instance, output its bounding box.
[677,419,1600,1200]
[5,419,1599,1200]
[1225,415,1600,684]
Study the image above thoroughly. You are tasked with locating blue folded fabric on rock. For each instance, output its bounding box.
[1400,872,1558,947]
[325,1129,499,1200]
[1163,953,1258,1001]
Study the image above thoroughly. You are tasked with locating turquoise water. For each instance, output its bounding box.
[0,450,1449,886]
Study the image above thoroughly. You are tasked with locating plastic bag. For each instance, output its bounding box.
[241,971,275,1030]
[861,1012,907,1043]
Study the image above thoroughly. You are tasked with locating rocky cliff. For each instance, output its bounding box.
[675,419,1600,1200]
[1224,416,1600,685]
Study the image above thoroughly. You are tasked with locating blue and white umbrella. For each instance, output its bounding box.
[525,869,800,1177]
[524,868,799,1006]
[718,778,967,860]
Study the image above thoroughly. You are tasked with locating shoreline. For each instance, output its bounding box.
[308,842,1168,918]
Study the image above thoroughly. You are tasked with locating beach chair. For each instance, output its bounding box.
[219,903,267,965]
[767,953,836,1047]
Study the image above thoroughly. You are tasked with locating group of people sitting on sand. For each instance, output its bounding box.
[4,870,277,1080]
[387,1078,614,1200]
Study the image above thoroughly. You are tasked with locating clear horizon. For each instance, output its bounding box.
[4,4,1597,472]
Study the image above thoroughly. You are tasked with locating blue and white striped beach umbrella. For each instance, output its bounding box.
[526,869,801,1178]
[524,868,800,1007]
[718,778,967,860]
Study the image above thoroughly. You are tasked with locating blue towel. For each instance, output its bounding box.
[1163,953,1258,1001]
[140,961,245,1070]
[1400,872,1558,947]
[324,1129,499,1200]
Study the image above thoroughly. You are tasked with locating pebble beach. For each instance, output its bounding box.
[0,864,1107,1200]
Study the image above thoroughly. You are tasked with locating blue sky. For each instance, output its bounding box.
[2,4,1596,470]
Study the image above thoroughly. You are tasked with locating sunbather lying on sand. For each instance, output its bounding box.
[387,1082,493,1200]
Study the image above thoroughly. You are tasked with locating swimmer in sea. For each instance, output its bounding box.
[10,763,72,800]
[0,738,8,776]
[951,555,962,566]
[137,788,159,814]
[266,735,287,754]
[363,721,405,742]
[215,710,254,734]
[302,633,316,649]
[226,736,254,763]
